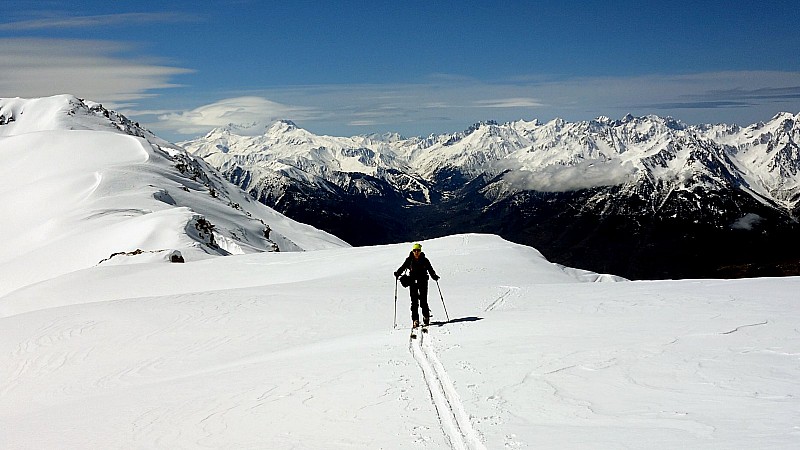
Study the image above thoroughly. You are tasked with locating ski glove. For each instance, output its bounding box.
[394,271,401,278]
[432,274,440,281]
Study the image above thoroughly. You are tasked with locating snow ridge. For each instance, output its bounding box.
[0,95,348,296]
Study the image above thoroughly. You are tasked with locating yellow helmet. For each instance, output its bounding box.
[412,243,422,251]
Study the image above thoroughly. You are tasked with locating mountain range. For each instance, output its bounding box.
[181,113,800,279]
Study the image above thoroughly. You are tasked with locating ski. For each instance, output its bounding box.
[419,322,429,344]
[410,318,428,340]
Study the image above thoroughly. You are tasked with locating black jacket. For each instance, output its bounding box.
[396,251,438,281]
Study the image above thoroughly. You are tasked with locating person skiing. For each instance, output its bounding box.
[394,242,439,329]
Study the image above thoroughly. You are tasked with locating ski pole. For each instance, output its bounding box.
[435,279,450,322]
[393,277,398,329]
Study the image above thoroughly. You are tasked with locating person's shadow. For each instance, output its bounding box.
[429,316,483,327]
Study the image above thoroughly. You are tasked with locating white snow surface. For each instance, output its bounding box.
[1,234,798,448]
[2,96,799,448]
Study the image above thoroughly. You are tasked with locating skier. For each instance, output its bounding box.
[394,243,439,329]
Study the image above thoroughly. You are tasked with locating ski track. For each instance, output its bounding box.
[410,334,486,450]
[485,286,518,312]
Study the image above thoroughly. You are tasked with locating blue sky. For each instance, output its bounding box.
[2,0,799,141]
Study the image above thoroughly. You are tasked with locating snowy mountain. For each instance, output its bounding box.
[181,113,800,278]
[182,113,800,212]
[0,95,347,297]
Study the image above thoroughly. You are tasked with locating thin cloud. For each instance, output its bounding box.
[140,70,800,140]
[349,120,380,126]
[521,71,800,125]
[647,101,752,110]
[642,83,800,111]
[473,98,545,108]
[0,12,202,31]
[157,96,319,135]
[703,86,800,101]
[0,38,192,104]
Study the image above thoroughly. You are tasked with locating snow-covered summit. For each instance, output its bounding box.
[0,94,161,141]
[184,118,425,202]
[0,95,347,297]
[195,119,402,169]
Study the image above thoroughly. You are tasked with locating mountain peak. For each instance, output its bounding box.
[0,94,158,141]
[594,115,614,125]
[266,119,298,134]
[770,111,798,121]
[465,120,499,134]
[203,120,301,139]
[0,94,83,135]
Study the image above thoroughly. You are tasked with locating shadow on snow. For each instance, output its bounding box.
[429,316,484,327]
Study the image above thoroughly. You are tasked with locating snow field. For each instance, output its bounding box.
[2,234,799,448]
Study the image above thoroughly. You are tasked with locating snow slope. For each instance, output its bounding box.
[1,234,798,449]
[0,95,347,296]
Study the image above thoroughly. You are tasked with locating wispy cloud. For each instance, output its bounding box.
[141,70,800,140]
[156,97,319,135]
[473,98,545,108]
[0,38,192,104]
[348,120,381,126]
[640,80,800,111]
[708,86,800,100]
[0,12,201,31]
[647,101,752,110]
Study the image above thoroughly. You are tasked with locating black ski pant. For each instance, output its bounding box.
[409,280,430,323]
